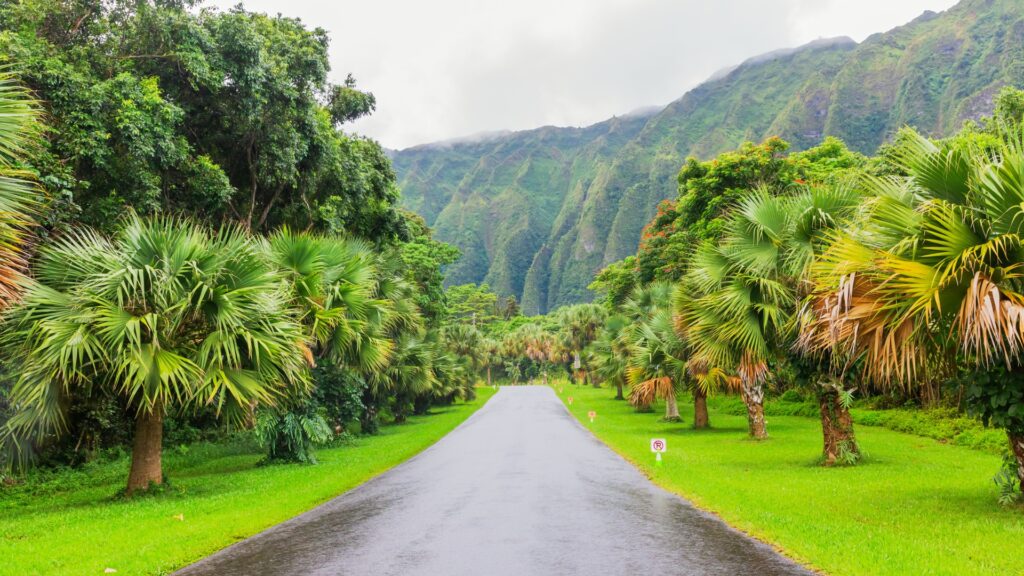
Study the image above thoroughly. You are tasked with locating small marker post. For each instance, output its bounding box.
[567,396,574,406]
[650,438,666,467]
[588,410,596,424]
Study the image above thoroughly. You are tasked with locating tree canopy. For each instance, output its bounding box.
[0,0,407,240]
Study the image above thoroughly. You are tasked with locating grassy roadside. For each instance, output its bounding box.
[0,388,495,576]
[557,384,1023,576]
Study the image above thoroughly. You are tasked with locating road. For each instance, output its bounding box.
[176,386,812,576]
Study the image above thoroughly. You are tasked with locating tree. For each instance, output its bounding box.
[446,283,500,327]
[626,308,687,422]
[398,212,460,326]
[588,256,638,311]
[441,323,484,382]
[636,137,863,283]
[2,215,308,493]
[678,192,793,439]
[553,303,606,385]
[2,0,407,241]
[0,70,40,308]
[588,315,630,400]
[258,229,382,462]
[803,125,1024,486]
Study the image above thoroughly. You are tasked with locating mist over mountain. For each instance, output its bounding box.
[393,0,1024,314]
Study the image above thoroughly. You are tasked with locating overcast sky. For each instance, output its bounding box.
[208,0,960,150]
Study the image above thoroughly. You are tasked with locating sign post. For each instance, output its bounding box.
[650,438,667,466]
[588,410,596,423]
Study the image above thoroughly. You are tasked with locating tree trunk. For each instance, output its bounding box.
[693,387,710,429]
[614,378,624,400]
[664,390,681,422]
[1009,431,1024,494]
[413,395,431,415]
[742,383,767,439]
[126,404,164,495]
[487,366,492,387]
[819,388,860,465]
[361,403,379,435]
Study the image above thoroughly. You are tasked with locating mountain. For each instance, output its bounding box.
[392,0,1024,314]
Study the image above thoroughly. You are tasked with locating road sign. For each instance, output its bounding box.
[588,410,596,423]
[651,438,666,466]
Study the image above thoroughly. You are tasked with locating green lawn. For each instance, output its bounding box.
[557,384,1024,576]
[0,388,494,576]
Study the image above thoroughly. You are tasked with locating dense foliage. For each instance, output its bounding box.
[0,1,484,493]
[0,0,407,240]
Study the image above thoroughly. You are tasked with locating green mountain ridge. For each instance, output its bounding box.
[393,0,1024,313]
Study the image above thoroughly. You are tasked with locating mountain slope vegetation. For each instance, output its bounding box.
[393,0,1024,313]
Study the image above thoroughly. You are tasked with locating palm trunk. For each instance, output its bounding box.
[742,383,767,439]
[664,390,681,422]
[693,387,709,429]
[819,388,859,465]
[614,377,624,400]
[126,403,164,495]
[1010,431,1024,494]
[360,393,380,435]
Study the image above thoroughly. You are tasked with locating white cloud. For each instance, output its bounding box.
[206,0,960,149]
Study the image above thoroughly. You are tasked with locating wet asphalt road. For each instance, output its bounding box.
[176,386,812,576]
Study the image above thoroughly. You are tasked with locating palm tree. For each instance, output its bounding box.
[678,191,793,439]
[265,229,379,361]
[554,303,606,385]
[588,315,630,400]
[785,182,864,463]
[677,183,861,445]
[479,337,500,388]
[0,71,40,308]
[803,127,1024,480]
[442,323,484,382]
[260,229,383,460]
[626,308,687,422]
[376,332,436,423]
[2,215,308,493]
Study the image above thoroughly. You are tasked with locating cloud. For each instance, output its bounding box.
[206,0,959,149]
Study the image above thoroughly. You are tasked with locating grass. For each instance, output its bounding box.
[707,394,1009,455]
[556,384,1024,576]
[0,388,495,576]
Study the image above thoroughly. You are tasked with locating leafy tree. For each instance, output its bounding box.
[399,212,460,326]
[0,0,406,241]
[636,137,863,283]
[446,283,500,327]
[499,295,521,320]
[1,215,308,493]
[588,256,638,310]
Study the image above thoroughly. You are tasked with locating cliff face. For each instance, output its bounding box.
[393,0,1024,314]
